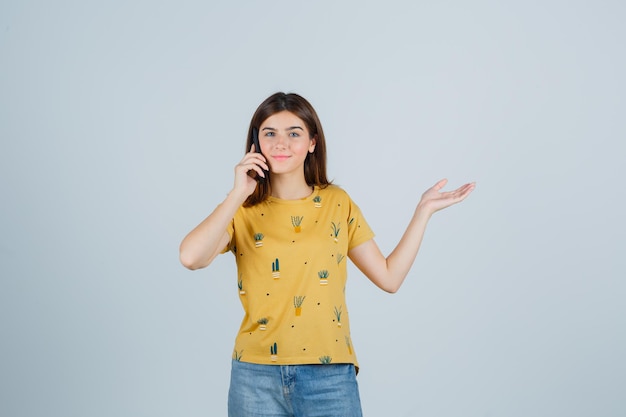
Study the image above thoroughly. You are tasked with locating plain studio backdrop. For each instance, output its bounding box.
[1,1,624,416]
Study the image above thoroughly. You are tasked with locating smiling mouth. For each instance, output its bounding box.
[272,155,290,161]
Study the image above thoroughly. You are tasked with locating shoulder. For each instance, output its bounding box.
[233,200,265,222]
[319,184,351,199]
[318,185,364,214]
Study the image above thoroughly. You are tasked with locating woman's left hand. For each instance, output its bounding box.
[417,178,476,215]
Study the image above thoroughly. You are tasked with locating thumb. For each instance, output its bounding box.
[433,178,448,191]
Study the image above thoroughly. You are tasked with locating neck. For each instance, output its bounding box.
[270,174,313,200]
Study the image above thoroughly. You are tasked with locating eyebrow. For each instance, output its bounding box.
[262,126,304,131]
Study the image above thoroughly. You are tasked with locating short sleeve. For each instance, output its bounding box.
[346,195,375,250]
[220,216,236,254]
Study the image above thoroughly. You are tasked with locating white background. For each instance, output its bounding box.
[1,1,625,416]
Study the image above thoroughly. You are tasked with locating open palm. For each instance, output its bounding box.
[419,178,476,214]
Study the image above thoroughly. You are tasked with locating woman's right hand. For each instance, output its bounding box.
[233,144,269,198]
[180,144,269,270]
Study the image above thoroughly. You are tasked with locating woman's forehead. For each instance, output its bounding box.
[261,111,306,128]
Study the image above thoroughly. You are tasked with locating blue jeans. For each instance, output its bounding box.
[228,360,363,417]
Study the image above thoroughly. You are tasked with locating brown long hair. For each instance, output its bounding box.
[243,92,331,207]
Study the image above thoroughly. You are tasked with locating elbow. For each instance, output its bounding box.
[374,278,401,294]
[382,284,400,294]
[179,247,205,271]
[378,274,404,294]
[368,272,403,293]
[181,262,200,271]
[179,254,198,270]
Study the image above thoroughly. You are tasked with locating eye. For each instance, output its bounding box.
[289,132,300,137]
[264,131,275,137]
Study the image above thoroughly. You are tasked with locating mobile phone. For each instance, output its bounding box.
[251,127,268,182]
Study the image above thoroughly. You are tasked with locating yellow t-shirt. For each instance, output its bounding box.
[224,185,374,367]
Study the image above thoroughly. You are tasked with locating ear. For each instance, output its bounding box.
[309,135,317,153]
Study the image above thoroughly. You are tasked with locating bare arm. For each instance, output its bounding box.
[348,179,475,293]
[179,146,268,270]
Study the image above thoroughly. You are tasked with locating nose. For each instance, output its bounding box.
[274,133,288,148]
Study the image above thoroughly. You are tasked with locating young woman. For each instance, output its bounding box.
[180,92,475,417]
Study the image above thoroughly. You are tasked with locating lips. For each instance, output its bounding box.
[272,155,290,161]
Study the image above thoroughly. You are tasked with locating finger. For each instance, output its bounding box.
[249,143,261,154]
[248,158,269,177]
[241,153,268,170]
[433,178,448,191]
[250,152,267,163]
[246,167,264,179]
[237,159,261,173]
[242,164,265,179]
[247,159,270,176]
[437,187,470,202]
[457,182,476,196]
[446,182,475,197]
[449,183,475,201]
[447,184,471,197]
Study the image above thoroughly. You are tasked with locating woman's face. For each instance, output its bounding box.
[258,111,316,178]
